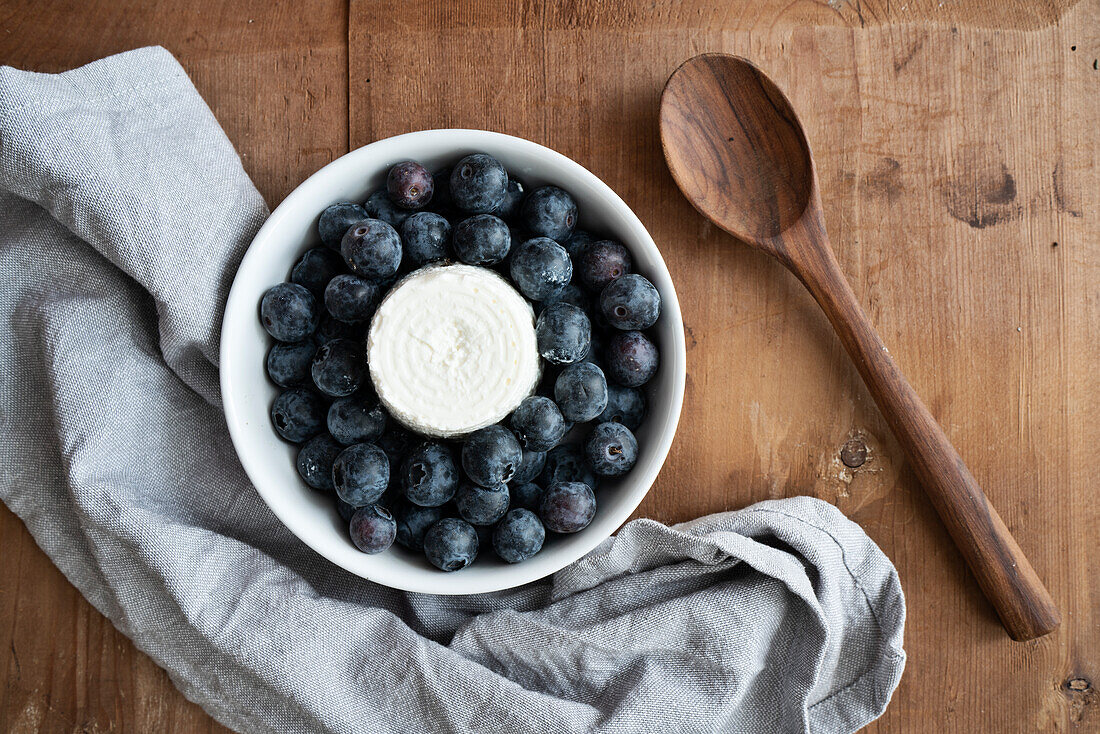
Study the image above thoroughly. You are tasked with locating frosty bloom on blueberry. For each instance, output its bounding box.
[259,152,662,569]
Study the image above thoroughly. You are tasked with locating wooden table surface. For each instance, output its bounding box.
[1,1,1096,731]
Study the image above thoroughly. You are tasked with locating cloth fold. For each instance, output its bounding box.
[0,47,905,734]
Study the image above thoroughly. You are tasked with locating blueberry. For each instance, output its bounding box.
[296,434,343,491]
[461,425,523,487]
[401,441,459,507]
[497,178,526,221]
[336,498,356,523]
[332,443,390,506]
[260,283,318,342]
[387,160,434,209]
[512,448,547,485]
[554,362,608,422]
[510,237,572,301]
[324,274,380,324]
[606,331,659,387]
[584,422,639,477]
[319,202,369,250]
[400,212,452,265]
[455,482,510,526]
[536,303,591,365]
[341,219,402,281]
[270,388,326,443]
[539,444,598,491]
[579,240,632,292]
[511,396,570,452]
[310,338,365,397]
[541,283,589,313]
[509,482,544,512]
[364,189,411,228]
[349,504,397,554]
[539,481,596,533]
[266,339,317,387]
[450,153,508,214]
[600,274,661,330]
[562,229,595,260]
[598,384,646,430]
[378,424,413,478]
[520,186,577,241]
[394,502,446,551]
[424,517,479,571]
[493,509,545,563]
[581,327,605,366]
[327,394,387,445]
[453,214,512,265]
[291,247,345,296]
[317,314,363,344]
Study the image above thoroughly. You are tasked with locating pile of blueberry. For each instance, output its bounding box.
[259,153,661,572]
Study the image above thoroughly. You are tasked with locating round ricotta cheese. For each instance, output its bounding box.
[367,263,540,438]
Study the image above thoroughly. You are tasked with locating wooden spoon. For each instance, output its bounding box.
[659,53,1059,641]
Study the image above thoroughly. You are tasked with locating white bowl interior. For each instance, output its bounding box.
[221,130,686,594]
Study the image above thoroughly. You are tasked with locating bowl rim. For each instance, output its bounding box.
[220,128,686,594]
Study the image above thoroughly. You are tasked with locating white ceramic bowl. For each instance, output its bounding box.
[221,130,686,594]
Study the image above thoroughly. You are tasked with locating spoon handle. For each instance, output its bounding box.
[785,223,1060,641]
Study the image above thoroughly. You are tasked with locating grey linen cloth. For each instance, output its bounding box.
[0,47,905,734]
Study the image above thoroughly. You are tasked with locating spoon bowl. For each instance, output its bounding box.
[660,53,1059,641]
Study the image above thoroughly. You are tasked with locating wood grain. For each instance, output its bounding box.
[1,0,1097,730]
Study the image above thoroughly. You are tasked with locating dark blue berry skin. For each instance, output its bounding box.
[428,168,454,215]
[400,212,452,265]
[511,396,570,452]
[296,433,343,490]
[541,283,590,313]
[606,331,659,387]
[336,498,356,523]
[341,219,402,281]
[387,160,434,209]
[455,482,510,526]
[271,388,326,443]
[378,424,413,480]
[453,214,512,265]
[349,504,397,554]
[493,509,545,563]
[327,394,387,445]
[461,425,523,487]
[536,303,591,365]
[509,482,544,512]
[266,340,317,387]
[512,449,546,485]
[584,422,639,477]
[539,481,597,533]
[600,274,661,330]
[310,338,365,397]
[364,189,411,229]
[424,517,479,571]
[554,362,608,422]
[261,283,318,342]
[581,327,604,366]
[332,443,390,507]
[510,237,572,301]
[450,154,508,214]
[401,441,459,507]
[520,186,577,241]
[319,202,369,250]
[539,445,598,491]
[317,314,363,344]
[579,240,632,292]
[394,502,445,551]
[324,274,380,324]
[562,229,595,260]
[598,384,646,430]
[291,247,345,296]
[497,178,526,221]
